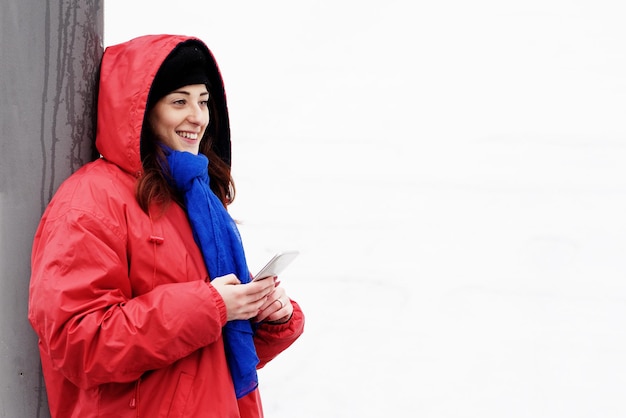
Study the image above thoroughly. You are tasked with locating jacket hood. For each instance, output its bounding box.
[95,34,231,176]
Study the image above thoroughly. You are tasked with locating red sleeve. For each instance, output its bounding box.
[253,300,305,368]
[28,208,227,389]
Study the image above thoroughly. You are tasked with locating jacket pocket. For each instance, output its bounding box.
[97,380,137,417]
[167,372,195,418]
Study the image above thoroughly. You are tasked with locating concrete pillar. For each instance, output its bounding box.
[0,1,103,416]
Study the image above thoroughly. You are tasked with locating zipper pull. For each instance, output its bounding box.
[130,377,141,409]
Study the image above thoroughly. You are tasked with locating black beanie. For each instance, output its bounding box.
[147,41,211,109]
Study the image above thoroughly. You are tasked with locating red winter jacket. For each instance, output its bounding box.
[28,34,304,418]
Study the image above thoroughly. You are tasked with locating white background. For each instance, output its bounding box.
[105,1,626,416]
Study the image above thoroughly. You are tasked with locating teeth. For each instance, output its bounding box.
[177,131,198,140]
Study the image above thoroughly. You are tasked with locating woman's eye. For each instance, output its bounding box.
[200,100,209,106]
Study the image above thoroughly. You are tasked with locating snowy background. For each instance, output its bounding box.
[104,1,626,416]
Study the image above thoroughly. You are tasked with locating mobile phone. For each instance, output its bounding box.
[252,251,300,281]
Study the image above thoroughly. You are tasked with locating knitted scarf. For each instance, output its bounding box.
[165,148,259,399]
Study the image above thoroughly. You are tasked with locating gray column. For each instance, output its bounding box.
[0,1,103,416]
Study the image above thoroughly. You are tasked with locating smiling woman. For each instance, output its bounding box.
[146,43,210,155]
[27,34,305,418]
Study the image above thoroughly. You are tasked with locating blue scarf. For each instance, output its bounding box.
[165,148,258,399]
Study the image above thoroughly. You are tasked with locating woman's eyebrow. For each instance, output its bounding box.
[170,90,209,96]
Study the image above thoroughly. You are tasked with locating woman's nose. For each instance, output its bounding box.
[187,105,208,125]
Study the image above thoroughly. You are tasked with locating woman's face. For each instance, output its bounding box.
[148,84,209,155]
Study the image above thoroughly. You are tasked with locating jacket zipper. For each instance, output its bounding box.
[129,377,141,415]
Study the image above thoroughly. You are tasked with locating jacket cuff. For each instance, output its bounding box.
[205,281,228,326]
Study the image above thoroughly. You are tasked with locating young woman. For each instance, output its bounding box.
[28,34,304,417]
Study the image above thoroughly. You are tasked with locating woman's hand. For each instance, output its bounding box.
[211,274,275,321]
[255,278,293,324]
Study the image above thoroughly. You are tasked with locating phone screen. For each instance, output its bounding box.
[253,251,300,281]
